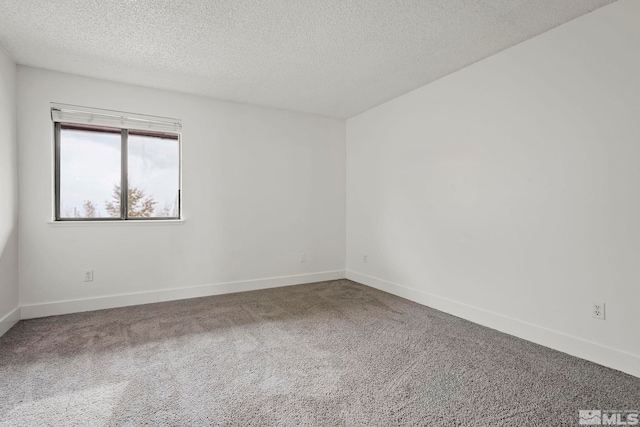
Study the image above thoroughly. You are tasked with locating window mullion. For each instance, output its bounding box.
[121,129,129,219]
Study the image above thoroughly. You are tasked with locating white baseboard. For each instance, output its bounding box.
[20,270,345,320]
[0,307,20,338]
[347,270,640,379]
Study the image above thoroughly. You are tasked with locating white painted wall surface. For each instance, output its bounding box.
[18,67,345,313]
[0,48,19,333]
[347,0,640,376]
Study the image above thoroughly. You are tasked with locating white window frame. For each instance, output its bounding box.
[51,103,182,222]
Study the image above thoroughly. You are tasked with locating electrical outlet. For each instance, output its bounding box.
[363,255,368,263]
[300,253,306,263]
[84,270,94,282]
[592,302,605,320]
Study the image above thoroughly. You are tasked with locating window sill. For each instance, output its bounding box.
[48,219,186,227]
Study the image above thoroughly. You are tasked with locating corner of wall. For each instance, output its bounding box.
[0,307,20,338]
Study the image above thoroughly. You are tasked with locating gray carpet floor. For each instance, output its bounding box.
[0,279,638,426]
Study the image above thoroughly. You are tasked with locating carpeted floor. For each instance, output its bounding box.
[0,279,638,426]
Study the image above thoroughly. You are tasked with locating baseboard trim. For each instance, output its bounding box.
[0,307,21,338]
[346,270,640,378]
[20,270,346,320]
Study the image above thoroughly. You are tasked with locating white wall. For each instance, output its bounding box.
[0,48,19,334]
[18,67,345,316]
[347,0,640,377]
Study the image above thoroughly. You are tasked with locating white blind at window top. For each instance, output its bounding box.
[51,103,182,133]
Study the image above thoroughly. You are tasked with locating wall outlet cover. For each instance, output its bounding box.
[592,302,605,320]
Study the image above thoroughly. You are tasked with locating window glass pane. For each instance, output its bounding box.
[127,132,180,218]
[59,125,121,218]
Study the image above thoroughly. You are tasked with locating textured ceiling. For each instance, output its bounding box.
[0,0,615,118]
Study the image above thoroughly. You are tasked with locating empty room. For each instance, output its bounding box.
[1,0,639,425]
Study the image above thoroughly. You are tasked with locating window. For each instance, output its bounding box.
[52,104,181,221]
